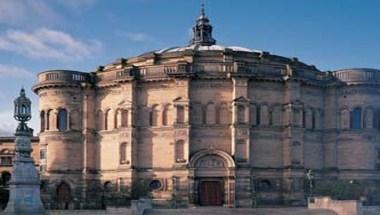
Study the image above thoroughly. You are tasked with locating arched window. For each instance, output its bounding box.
[190,102,202,125]
[40,111,45,132]
[376,110,380,130]
[104,109,111,130]
[97,110,104,130]
[250,104,258,126]
[176,105,185,124]
[205,103,215,124]
[314,109,322,129]
[312,109,316,129]
[364,108,374,129]
[115,109,121,128]
[57,109,68,131]
[162,105,169,126]
[121,109,129,127]
[119,142,129,164]
[46,109,53,130]
[340,109,350,129]
[149,105,159,126]
[351,107,362,129]
[69,109,80,130]
[219,103,230,125]
[260,105,269,126]
[40,149,46,159]
[175,140,185,162]
[272,105,282,126]
[237,105,246,124]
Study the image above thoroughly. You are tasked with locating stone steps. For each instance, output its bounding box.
[144,207,338,215]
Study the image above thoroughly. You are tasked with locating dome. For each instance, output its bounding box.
[155,44,263,54]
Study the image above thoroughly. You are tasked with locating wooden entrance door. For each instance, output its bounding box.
[199,180,223,206]
[57,182,71,209]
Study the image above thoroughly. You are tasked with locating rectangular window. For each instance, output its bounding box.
[0,157,12,166]
[236,139,248,162]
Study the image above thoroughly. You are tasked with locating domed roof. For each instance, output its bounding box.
[144,5,263,56]
[155,44,263,54]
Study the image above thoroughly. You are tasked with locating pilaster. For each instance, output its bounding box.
[282,80,305,205]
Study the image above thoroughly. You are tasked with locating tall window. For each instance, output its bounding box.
[205,103,215,124]
[47,109,52,130]
[115,109,122,128]
[121,109,129,127]
[351,107,362,129]
[40,111,45,132]
[119,142,129,164]
[149,105,158,126]
[237,105,246,124]
[250,105,258,126]
[40,149,46,159]
[162,106,169,126]
[219,103,229,125]
[175,140,185,162]
[104,109,111,130]
[70,110,80,130]
[177,105,185,124]
[260,105,269,125]
[57,109,68,131]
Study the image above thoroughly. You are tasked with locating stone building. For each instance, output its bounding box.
[32,7,380,209]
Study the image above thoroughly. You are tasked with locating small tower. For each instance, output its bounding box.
[4,88,47,215]
[190,4,216,46]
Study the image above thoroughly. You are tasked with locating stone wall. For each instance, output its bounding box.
[308,197,361,215]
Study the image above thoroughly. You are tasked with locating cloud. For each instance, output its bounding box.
[0,64,34,79]
[54,0,96,10]
[0,110,16,136]
[0,0,59,26]
[123,32,157,43]
[0,28,102,61]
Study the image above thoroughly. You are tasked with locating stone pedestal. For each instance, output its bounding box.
[3,133,47,214]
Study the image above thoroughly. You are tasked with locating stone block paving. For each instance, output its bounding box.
[144,208,338,215]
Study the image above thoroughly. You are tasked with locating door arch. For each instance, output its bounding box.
[56,181,71,209]
[189,149,236,207]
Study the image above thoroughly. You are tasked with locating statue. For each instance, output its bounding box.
[3,88,47,215]
[305,169,314,198]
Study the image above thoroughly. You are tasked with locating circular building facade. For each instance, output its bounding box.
[32,8,380,209]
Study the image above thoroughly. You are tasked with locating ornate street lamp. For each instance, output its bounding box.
[13,88,32,135]
[4,88,47,215]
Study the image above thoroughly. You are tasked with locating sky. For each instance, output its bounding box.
[0,0,379,135]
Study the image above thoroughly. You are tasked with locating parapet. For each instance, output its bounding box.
[33,70,92,93]
[333,68,380,85]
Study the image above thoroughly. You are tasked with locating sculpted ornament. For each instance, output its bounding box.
[195,155,225,168]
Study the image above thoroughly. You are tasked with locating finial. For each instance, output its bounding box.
[20,87,25,96]
[201,3,205,17]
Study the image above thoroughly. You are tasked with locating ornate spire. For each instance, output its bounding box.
[190,4,216,46]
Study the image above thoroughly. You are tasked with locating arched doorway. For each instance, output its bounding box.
[56,182,71,209]
[0,171,11,209]
[189,149,236,207]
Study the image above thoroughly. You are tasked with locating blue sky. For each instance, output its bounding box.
[0,0,379,134]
